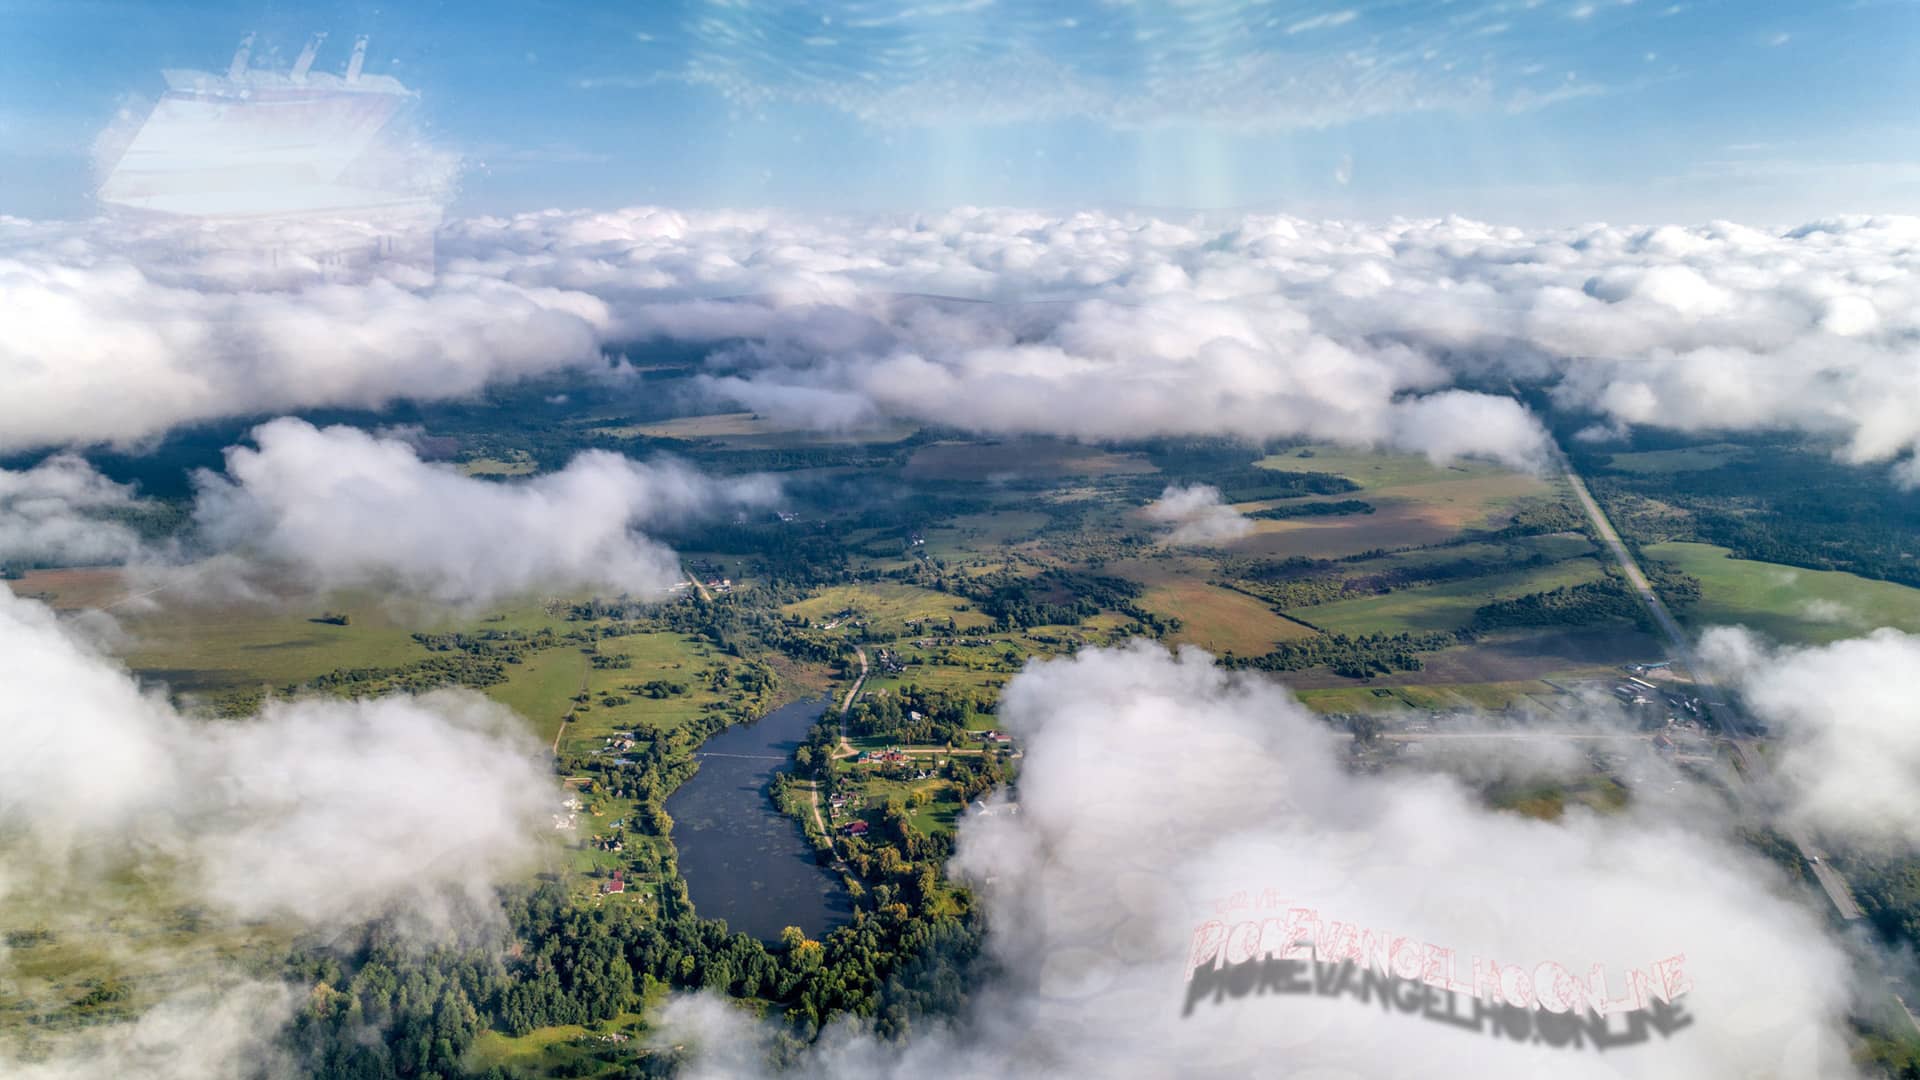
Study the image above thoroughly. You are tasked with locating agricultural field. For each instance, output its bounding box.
[460,452,539,476]
[1296,556,1608,636]
[1647,541,1920,644]
[12,569,460,696]
[1256,444,1535,492]
[1221,446,1561,559]
[598,411,917,447]
[902,438,1157,480]
[1600,444,1752,474]
[1107,555,1317,654]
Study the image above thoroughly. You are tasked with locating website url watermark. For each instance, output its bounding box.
[1188,896,1692,1020]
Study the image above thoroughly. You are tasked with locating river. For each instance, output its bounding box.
[664,696,852,942]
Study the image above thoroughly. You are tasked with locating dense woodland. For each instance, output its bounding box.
[279,882,984,1079]
[1572,432,1920,588]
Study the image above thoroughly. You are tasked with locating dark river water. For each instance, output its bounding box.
[664,697,852,942]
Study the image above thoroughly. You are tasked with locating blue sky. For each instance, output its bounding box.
[4,0,1918,223]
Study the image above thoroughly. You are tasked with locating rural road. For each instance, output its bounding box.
[550,657,591,756]
[1555,444,1869,925]
[682,564,714,603]
[833,647,868,759]
[808,647,870,835]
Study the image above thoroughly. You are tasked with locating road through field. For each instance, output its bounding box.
[1555,444,1867,925]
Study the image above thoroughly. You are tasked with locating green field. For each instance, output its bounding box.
[1231,446,1558,559]
[1601,445,1750,475]
[1257,444,1527,491]
[1647,541,1920,643]
[1110,554,1318,649]
[1293,557,1608,636]
[597,411,917,447]
[848,775,967,838]
[460,452,538,476]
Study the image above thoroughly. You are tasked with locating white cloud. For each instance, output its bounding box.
[190,418,776,606]
[1797,599,1859,626]
[661,643,1860,1078]
[0,215,611,453]
[1287,10,1358,34]
[10,207,1920,481]
[0,454,147,568]
[1143,484,1253,545]
[0,585,559,928]
[0,982,294,1080]
[1702,626,1920,842]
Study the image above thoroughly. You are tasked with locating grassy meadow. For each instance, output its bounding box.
[1647,541,1920,644]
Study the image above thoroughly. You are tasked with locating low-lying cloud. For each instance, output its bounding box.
[1,982,295,1080]
[661,642,1859,1078]
[190,418,777,606]
[0,454,148,569]
[1143,484,1253,545]
[1702,626,1920,844]
[0,585,560,929]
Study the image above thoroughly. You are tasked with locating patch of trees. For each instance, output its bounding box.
[1225,632,1454,679]
[298,655,510,697]
[276,842,986,1077]
[950,569,1170,633]
[1585,439,1920,588]
[847,684,990,744]
[1221,548,1565,611]
[1468,577,1643,632]
[1467,566,1699,634]
[1245,499,1375,520]
[628,679,689,699]
[412,628,555,662]
[1486,497,1590,540]
[1836,851,1920,956]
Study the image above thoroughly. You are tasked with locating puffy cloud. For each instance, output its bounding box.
[1701,626,1920,843]
[190,418,777,606]
[1143,484,1253,545]
[450,205,1920,474]
[664,643,1859,1078]
[0,215,610,453]
[0,453,147,568]
[0,585,559,929]
[11,207,1920,477]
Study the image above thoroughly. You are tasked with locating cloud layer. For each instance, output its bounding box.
[12,207,1919,477]
[452,207,1920,475]
[665,642,1859,1079]
[190,418,777,606]
[0,215,609,452]
[1702,626,1920,844]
